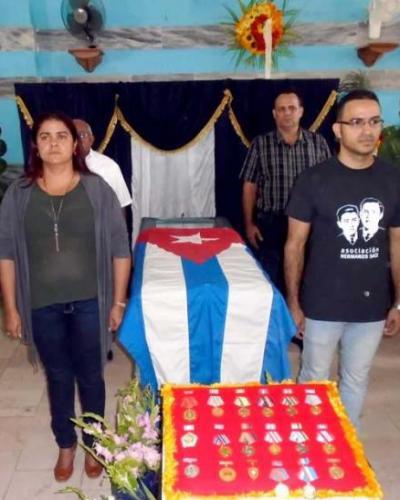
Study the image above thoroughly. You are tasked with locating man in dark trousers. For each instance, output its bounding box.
[285,89,400,429]
[240,89,331,295]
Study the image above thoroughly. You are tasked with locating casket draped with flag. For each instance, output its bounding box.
[118,227,295,391]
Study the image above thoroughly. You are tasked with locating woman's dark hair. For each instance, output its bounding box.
[26,111,90,182]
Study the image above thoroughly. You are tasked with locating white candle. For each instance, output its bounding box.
[263,18,272,79]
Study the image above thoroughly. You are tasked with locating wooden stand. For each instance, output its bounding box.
[68,47,104,72]
[357,42,398,67]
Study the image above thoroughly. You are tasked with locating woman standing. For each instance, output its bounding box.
[0,112,131,482]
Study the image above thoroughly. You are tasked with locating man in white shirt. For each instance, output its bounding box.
[73,119,132,208]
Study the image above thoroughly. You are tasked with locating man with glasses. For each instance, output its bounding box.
[73,119,132,209]
[284,89,400,429]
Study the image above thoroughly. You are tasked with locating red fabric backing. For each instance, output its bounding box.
[167,384,369,496]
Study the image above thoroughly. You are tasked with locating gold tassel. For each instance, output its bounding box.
[227,101,251,148]
[309,90,338,133]
[97,94,120,153]
[15,96,34,128]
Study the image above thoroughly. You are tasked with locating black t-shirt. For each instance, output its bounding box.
[286,156,400,322]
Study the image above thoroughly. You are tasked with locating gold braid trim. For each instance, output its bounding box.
[15,95,34,128]
[117,89,232,154]
[227,100,251,148]
[97,95,120,153]
[309,90,338,133]
[161,384,179,500]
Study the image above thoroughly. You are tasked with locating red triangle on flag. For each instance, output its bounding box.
[137,227,244,264]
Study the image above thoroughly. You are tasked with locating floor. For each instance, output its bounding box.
[0,315,399,499]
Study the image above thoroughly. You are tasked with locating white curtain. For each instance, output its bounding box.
[131,129,216,244]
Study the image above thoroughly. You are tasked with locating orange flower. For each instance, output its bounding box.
[235,2,284,55]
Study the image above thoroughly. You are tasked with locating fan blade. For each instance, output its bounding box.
[68,0,90,9]
[86,6,104,32]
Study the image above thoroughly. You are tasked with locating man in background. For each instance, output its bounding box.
[239,90,331,296]
[73,119,132,210]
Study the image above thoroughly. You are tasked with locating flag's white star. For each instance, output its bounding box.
[170,232,219,245]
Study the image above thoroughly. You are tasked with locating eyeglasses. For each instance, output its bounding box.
[77,131,92,139]
[337,117,384,128]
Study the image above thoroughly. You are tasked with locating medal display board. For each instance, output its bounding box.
[162,382,382,500]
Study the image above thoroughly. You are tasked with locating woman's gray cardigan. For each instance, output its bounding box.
[0,174,131,365]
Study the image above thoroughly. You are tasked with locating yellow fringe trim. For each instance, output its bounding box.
[309,90,338,133]
[117,89,233,155]
[227,101,251,148]
[15,95,34,128]
[97,94,120,154]
[14,89,336,153]
[161,381,382,500]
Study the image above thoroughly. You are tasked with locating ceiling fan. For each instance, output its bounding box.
[61,0,106,72]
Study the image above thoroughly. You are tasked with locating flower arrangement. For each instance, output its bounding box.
[70,379,161,499]
[378,125,400,166]
[224,0,299,68]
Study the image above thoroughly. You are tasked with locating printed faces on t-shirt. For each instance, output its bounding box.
[336,197,384,261]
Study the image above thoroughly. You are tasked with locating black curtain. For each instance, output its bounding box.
[15,78,339,233]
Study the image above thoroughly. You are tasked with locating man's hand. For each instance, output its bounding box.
[245,222,263,249]
[288,300,305,338]
[3,307,22,339]
[383,307,400,337]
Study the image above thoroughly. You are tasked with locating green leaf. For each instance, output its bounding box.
[224,5,240,22]
[57,486,91,499]
[379,126,400,167]
[238,0,249,14]
[265,372,273,384]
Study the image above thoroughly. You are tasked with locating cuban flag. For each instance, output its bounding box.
[118,227,295,391]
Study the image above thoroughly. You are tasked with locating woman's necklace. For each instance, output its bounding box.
[42,173,76,253]
[50,197,63,252]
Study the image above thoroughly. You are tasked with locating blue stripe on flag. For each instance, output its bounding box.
[244,247,295,382]
[262,288,295,382]
[181,256,228,384]
[118,243,158,391]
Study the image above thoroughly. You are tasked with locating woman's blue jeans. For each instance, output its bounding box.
[31,298,105,449]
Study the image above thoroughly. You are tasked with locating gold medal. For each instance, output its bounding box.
[323,443,336,455]
[181,432,198,448]
[329,465,345,480]
[262,407,274,417]
[219,445,233,457]
[238,407,250,417]
[242,444,255,457]
[212,407,224,417]
[184,464,200,478]
[219,466,236,482]
[286,406,298,416]
[248,466,259,480]
[183,408,197,421]
[296,442,308,454]
[311,405,322,415]
[268,443,281,455]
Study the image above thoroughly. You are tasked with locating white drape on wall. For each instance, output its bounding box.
[130,129,216,243]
